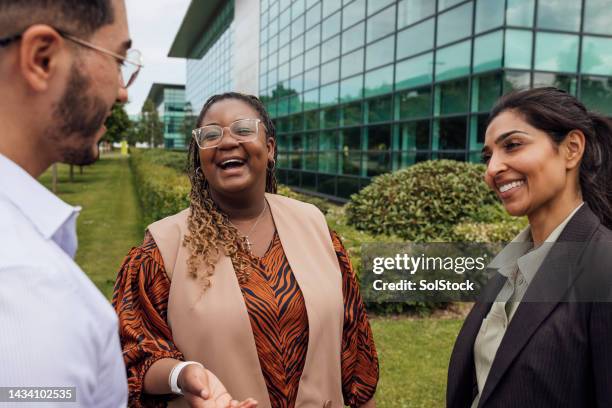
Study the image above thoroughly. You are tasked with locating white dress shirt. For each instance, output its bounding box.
[0,154,127,407]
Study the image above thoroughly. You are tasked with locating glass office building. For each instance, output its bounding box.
[145,83,187,149]
[171,0,612,200]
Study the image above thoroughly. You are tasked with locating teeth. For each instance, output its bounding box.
[499,180,524,193]
[221,159,244,166]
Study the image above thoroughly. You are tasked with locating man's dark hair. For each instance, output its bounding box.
[0,0,115,39]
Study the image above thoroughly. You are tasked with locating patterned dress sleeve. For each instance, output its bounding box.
[112,233,184,408]
[331,230,379,407]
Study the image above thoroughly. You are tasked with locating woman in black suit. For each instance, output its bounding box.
[447,87,612,408]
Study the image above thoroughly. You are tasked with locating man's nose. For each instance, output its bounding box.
[116,85,128,104]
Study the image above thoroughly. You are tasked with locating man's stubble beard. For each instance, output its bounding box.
[48,64,109,166]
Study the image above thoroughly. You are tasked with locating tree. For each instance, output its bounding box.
[140,99,164,148]
[181,102,197,148]
[103,103,132,144]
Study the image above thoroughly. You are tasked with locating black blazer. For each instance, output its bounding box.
[447,205,612,408]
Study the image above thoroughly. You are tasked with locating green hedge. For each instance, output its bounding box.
[346,160,503,242]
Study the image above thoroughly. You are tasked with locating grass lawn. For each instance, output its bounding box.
[38,154,463,407]
[39,154,143,298]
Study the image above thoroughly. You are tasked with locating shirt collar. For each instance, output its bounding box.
[489,203,585,283]
[0,153,81,244]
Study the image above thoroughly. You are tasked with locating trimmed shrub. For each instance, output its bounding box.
[346,160,499,241]
[453,219,528,242]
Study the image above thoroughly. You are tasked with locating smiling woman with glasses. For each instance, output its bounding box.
[113,92,379,408]
[0,27,143,88]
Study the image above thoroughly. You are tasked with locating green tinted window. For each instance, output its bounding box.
[292,15,305,39]
[292,0,306,18]
[340,74,364,102]
[584,0,612,35]
[304,110,320,129]
[396,18,434,60]
[367,5,396,42]
[365,36,395,70]
[368,0,395,15]
[304,66,319,90]
[342,22,365,53]
[397,0,435,29]
[321,107,339,128]
[435,40,471,81]
[322,0,341,17]
[290,54,303,76]
[471,72,502,112]
[535,32,579,73]
[321,35,340,62]
[304,46,320,70]
[437,116,467,149]
[320,81,339,106]
[533,73,577,94]
[303,88,319,110]
[367,95,393,123]
[507,0,534,27]
[322,11,341,40]
[537,0,581,32]
[306,2,322,28]
[342,126,362,150]
[504,29,532,70]
[436,79,469,115]
[397,120,430,151]
[581,36,612,76]
[438,0,465,11]
[396,52,433,89]
[341,48,364,78]
[581,76,612,115]
[321,59,340,84]
[473,30,503,73]
[503,71,530,93]
[342,101,363,126]
[364,65,394,97]
[398,87,431,119]
[437,3,473,47]
[305,24,321,50]
[475,0,504,33]
[291,35,304,58]
[343,0,366,29]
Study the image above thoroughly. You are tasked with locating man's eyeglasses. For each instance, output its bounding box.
[0,28,143,89]
[193,119,266,150]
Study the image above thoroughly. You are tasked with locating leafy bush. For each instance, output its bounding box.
[453,219,528,242]
[346,160,499,242]
[130,150,190,226]
[138,149,187,174]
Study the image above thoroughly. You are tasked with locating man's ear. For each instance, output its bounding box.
[19,25,65,92]
[563,130,586,171]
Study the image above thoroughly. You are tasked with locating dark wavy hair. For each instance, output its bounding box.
[183,92,277,287]
[0,0,114,38]
[488,87,612,228]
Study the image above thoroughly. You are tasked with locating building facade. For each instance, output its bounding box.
[145,83,188,149]
[171,0,612,200]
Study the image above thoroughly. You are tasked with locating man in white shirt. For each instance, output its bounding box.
[0,0,139,405]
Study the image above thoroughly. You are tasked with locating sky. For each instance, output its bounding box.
[124,0,191,115]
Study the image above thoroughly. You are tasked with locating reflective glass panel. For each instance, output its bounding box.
[305,24,321,50]
[584,0,612,35]
[321,58,340,84]
[473,30,503,73]
[341,48,364,78]
[398,0,435,29]
[322,11,341,40]
[397,120,430,151]
[342,22,365,53]
[292,15,305,39]
[436,79,469,115]
[367,5,396,42]
[471,72,502,112]
[291,36,304,58]
[435,40,471,81]
[437,2,473,47]
[304,46,320,70]
[475,0,504,33]
[343,0,366,29]
[504,29,532,70]
[304,110,320,129]
[322,107,339,128]
[364,65,393,97]
[292,0,306,18]
[342,101,363,126]
[537,0,581,32]
[581,36,612,76]
[322,0,341,17]
[398,87,431,119]
[535,32,579,73]
[438,0,465,11]
[320,81,339,106]
[533,73,577,94]
[437,116,467,149]
[337,177,360,199]
[340,74,364,102]
[304,66,320,90]
[581,76,612,115]
[366,125,391,150]
[396,52,433,90]
[367,95,392,123]
[342,126,362,149]
[506,0,534,27]
[306,2,322,28]
[503,71,530,93]
[321,35,341,62]
[396,18,434,60]
[368,0,395,15]
[365,35,395,70]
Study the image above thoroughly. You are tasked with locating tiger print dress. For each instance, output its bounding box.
[113,230,378,408]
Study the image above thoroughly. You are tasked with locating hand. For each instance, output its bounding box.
[178,363,258,408]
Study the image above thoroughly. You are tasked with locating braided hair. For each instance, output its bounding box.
[183,92,278,288]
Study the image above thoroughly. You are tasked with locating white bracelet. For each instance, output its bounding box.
[169,361,204,395]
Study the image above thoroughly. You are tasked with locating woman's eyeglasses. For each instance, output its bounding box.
[193,118,266,150]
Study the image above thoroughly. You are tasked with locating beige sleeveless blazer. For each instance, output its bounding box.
[148,193,344,408]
